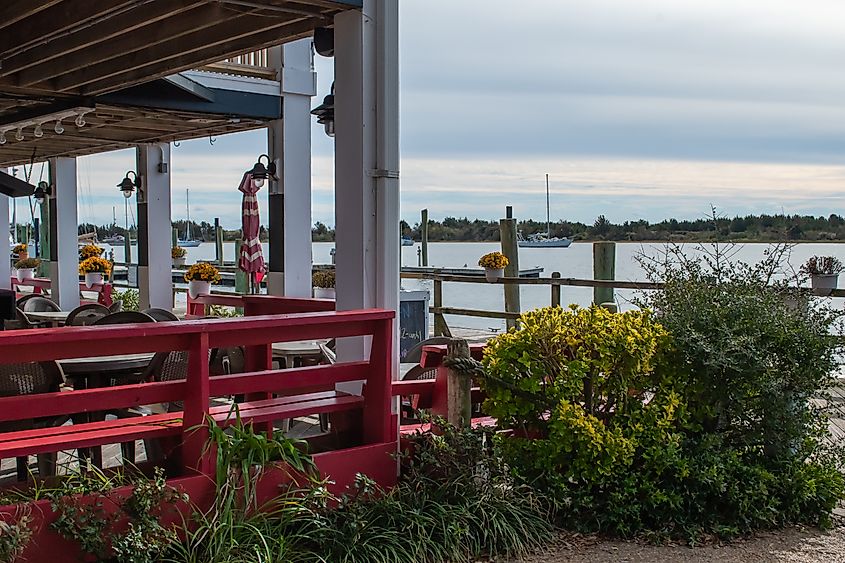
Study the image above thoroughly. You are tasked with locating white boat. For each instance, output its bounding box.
[178,188,202,248]
[401,236,414,247]
[518,174,572,248]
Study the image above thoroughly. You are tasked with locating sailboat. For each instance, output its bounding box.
[177,188,202,248]
[517,174,572,248]
[103,206,125,244]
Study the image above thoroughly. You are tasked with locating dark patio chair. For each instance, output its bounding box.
[0,361,66,480]
[92,311,155,325]
[4,308,34,330]
[66,303,110,326]
[22,296,61,313]
[142,308,179,322]
[108,300,123,313]
[15,293,43,309]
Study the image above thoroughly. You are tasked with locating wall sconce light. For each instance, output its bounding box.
[310,82,335,138]
[33,181,52,202]
[249,154,277,188]
[117,171,140,198]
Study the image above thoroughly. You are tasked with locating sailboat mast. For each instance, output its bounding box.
[186,188,191,240]
[545,174,551,235]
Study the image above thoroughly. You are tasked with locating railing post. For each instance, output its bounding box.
[445,338,472,428]
[182,332,211,476]
[593,241,616,306]
[551,271,561,307]
[235,238,249,295]
[499,215,520,329]
[420,208,429,267]
[244,342,273,435]
[363,316,395,444]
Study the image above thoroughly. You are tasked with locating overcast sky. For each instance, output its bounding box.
[25,0,845,229]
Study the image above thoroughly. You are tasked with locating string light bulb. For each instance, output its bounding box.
[75,113,86,127]
[54,120,64,134]
[0,132,6,145]
[33,123,43,138]
[15,128,24,141]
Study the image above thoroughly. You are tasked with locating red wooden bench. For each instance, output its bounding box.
[0,307,395,478]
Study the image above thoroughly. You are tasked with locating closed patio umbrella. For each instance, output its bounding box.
[238,172,265,289]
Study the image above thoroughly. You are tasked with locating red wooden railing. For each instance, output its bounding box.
[12,276,113,306]
[186,293,335,318]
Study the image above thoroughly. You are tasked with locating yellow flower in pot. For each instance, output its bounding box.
[171,246,187,267]
[14,257,40,283]
[184,263,221,298]
[312,270,336,299]
[79,244,104,260]
[79,256,112,288]
[12,243,28,260]
[478,251,509,282]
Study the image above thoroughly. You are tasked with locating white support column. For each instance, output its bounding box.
[48,157,80,310]
[267,39,316,297]
[0,171,9,290]
[334,0,400,377]
[136,143,173,310]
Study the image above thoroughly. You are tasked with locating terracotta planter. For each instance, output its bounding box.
[811,273,838,296]
[314,287,336,299]
[16,268,34,282]
[484,267,504,282]
[84,272,104,288]
[188,279,211,299]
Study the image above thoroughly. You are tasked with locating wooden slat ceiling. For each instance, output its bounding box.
[0,0,357,166]
[0,0,355,98]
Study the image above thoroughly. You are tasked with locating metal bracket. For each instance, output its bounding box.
[369,169,400,179]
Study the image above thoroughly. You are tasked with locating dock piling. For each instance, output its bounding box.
[499,214,521,329]
[446,338,472,428]
[551,271,561,307]
[592,241,616,305]
[214,218,224,265]
[421,208,429,267]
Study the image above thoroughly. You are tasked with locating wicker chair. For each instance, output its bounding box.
[65,303,110,326]
[22,296,61,313]
[142,308,179,322]
[92,311,155,325]
[0,361,66,480]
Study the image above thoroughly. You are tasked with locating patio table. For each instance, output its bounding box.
[25,310,70,328]
[272,340,327,368]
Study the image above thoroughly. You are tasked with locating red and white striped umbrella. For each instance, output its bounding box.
[238,172,265,283]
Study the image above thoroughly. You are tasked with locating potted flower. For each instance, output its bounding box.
[312,270,336,299]
[79,256,111,288]
[79,244,103,261]
[184,262,221,299]
[801,255,844,296]
[478,251,509,282]
[14,257,40,282]
[171,246,187,267]
[12,243,27,260]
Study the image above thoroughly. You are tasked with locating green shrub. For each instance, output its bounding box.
[112,288,140,311]
[483,246,845,542]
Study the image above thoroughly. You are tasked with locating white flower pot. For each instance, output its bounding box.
[811,273,838,296]
[15,268,34,283]
[189,280,211,299]
[484,267,505,283]
[84,272,104,288]
[172,257,186,267]
[314,287,336,299]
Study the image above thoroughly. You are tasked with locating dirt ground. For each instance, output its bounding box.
[517,523,845,563]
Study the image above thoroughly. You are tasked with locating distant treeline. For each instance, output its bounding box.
[77,213,845,244]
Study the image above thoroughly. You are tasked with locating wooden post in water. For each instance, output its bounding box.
[171,228,178,249]
[551,271,561,307]
[593,241,616,305]
[446,338,472,428]
[421,208,429,267]
[214,218,224,265]
[500,212,520,330]
[234,238,248,295]
[124,232,132,265]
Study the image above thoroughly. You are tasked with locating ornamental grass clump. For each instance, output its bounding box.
[79,256,111,274]
[183,263,220,283]
[478,251,509,270]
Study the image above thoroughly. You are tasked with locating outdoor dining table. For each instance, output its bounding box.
[24,310,70,328]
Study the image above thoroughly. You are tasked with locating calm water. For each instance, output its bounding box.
[106,241,845,331]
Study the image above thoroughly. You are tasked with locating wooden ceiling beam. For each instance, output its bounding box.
[0,0,63,33]
[0,0,143,56]
[54,15,318,95]
[15,3,226,87]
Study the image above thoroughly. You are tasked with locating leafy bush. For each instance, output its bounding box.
[0,508,33,563]
[112,288,140,311]
[483,246,845,542]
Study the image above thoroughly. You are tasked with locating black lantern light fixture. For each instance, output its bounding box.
[249,154,277,188]
[310,82,335,138]
[117,171,140,199]
[32,181,51,202]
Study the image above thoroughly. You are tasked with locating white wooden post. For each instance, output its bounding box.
[136,143,173,310]
[334,0,400,381]
[0,173,9,290]
[48,157,80,310]
[267,39,315,297]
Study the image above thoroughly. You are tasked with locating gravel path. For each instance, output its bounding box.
[517,523,845,563]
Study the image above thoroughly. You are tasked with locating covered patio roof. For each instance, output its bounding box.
[0,0,360,167]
